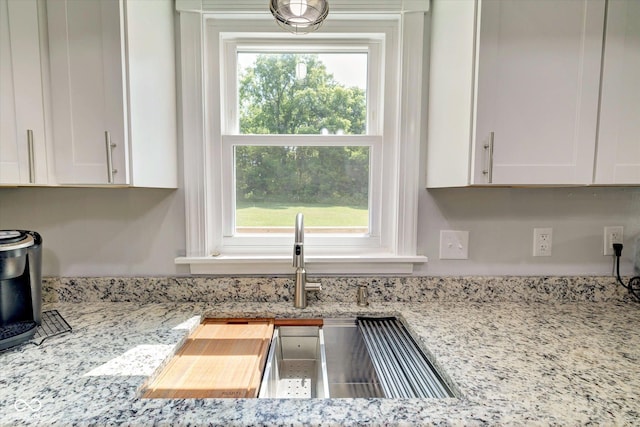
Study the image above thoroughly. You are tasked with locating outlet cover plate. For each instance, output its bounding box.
[533,227,553,257]
[439,230,469,260]
[604,226,624,256]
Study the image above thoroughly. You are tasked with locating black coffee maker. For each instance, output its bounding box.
[0,230,42,350]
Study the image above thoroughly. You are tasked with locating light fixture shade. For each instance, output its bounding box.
[270,0,329,34]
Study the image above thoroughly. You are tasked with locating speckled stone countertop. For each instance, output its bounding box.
[1,277,639,426]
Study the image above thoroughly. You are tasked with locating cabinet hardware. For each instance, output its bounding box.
[27,130,35,183]
[482,131,494,183]
[104,131,117,183]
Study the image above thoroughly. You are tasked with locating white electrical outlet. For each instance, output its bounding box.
[439,230,469,259]
[603,226,624,256]
[533,228,552,257]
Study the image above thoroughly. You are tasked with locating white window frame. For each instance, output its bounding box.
[220,37,384,252]
[175,3,428,274]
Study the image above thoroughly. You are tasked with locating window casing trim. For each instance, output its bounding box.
[175,0,430,14]
[175,10,427,274]
[211,18,394,255]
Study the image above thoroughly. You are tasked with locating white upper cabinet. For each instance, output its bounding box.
[594,0,640,185]
[0,0,49,185]
[473,0,605,185]
[47,0,177,187]
[427,0,606,187]
[47,0,125,185]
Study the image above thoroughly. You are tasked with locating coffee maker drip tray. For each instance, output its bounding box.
[33,310,72,345]
[0,321,38,351]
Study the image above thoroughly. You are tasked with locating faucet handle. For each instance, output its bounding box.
[305,277,321,292]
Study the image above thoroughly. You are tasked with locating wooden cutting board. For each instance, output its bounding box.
[144,318,274,398]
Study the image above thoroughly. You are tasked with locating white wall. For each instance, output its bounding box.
[0,186,638,276]
[0,187,189,276]
[416,187,640,276]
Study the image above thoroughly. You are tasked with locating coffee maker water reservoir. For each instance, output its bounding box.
[0,230,43,350]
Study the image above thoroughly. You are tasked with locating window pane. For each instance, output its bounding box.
[235,146,369,234]
[238,52,367,135]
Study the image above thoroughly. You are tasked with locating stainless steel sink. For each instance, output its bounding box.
[258,319,383,398]
[322,318,385,398]
[258,325,329,398]
[258,317,451,399]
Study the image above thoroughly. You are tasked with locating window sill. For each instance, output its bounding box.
[175,254,428,275]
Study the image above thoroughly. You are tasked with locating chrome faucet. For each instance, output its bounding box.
[293,213,321,308]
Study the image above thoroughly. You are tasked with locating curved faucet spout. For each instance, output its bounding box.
[295,212,304,244]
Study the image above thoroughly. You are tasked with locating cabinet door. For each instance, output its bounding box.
[47,0,127,185]
[473,0,605,185]
[595,0,640,184]
[0,0,48,185]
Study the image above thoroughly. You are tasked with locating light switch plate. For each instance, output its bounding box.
[439,230,469,260]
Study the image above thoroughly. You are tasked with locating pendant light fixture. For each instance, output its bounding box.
[270,0,329,34]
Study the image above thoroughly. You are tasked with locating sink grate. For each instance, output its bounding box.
[357,317,452,399]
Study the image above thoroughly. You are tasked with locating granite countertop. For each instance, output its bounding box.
[2,297,639,426]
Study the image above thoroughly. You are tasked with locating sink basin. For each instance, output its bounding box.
[258,325,329,398]
[258,317,451,399]
[322,318,385,398]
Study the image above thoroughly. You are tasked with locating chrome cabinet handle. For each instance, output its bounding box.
[27,129,35,183]
[482,131,494,183]
[104,131,117,183]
